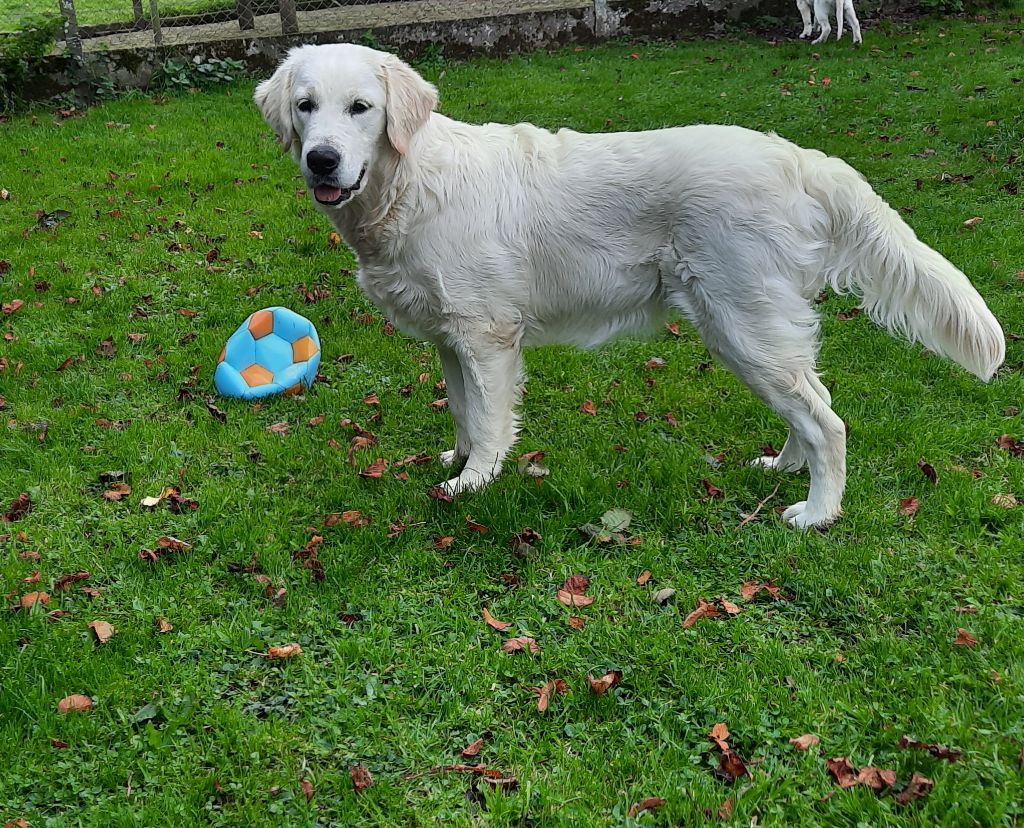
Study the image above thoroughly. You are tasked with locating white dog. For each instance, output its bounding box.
[797,0,862,44]
[255,44,1003,528]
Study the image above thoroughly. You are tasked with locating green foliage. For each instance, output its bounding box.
[152,55,246,90]
[0,13,62,112]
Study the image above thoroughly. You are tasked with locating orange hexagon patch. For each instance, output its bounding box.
[292,335,318,362]
[218,346,226,363]
[284,382,305,396]
[240,364,274,387]
[247,310,274,340]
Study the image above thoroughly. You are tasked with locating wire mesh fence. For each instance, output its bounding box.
[1,0,588,56]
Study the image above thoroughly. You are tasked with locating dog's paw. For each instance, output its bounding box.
[751,454,805,473]
[439,449,462,468]
[782,500,838,529]
[436,467,493,497]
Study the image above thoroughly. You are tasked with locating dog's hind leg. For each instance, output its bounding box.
[435,325,523,496]
[796,0,814,38]
[751,372,831,472]
[667,272,846,528]
[437,345,471,468]
[810,0,832,43]
[845,0,862,44]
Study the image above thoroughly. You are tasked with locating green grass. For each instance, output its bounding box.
[2,14,1024,827]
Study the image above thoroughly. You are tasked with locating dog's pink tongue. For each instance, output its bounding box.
[314,185,343,203]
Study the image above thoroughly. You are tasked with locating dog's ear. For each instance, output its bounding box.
[380,53,437,156]
[255,54,298,153]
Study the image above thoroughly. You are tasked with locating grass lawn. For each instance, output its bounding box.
[2,12,1024,827]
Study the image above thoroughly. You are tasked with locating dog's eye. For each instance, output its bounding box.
[350,100,371,115]
[296,99,315,114]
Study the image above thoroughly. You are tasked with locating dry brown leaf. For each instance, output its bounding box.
[897,736,962,762]
[917,458,938,484]
[88,620,115,644]
[155,617,173,634]
[718,750,749,780]
[636,569,651,586]
[54,571,90,591]
[562,574,590,595]
[702,478,724,499]
[709,722,730,752]
[533,679,568,713]
[567,615,585,630]
[682,597,720,629]
[359,458,389,478]
[482,607,513,631]
[432,535,455,549]
[341,510,370,527]
[57,694,93,714]
[267,643,302,659]
[556,589,594,607]
[627,797,666,818]
[465,515,488,534]
[266,421,290,436]
[300,778,314,802]
[20,591,50,609]
[501,636,540,655]
[857,766,897,791]
[579,399,597,415]
[719,598,742,615]
[22,570,41,584]
[2,492,32,522]
[894,772,934,805]
[789,733,820,751]
[350,765,373,795]
[953,628,978,647]
[587,670,623,695]
[963,216,983,228]
[157,536,192,552]
[991,493,1018,508]
[461,737,485,758]
[103,483,132,501]
[826,756,859,789]
[898,496,920,516]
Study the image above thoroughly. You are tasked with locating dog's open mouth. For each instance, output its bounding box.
[313,167,366,206]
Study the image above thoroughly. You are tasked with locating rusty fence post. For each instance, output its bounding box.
[279,0,298,34]
[59,0,83,61]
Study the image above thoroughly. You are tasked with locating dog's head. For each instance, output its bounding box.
[255,44,437,207]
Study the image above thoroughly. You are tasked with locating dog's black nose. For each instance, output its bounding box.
[306,146,340,175]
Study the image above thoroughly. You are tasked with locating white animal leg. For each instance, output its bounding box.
[796,0,814,38]
[811,0,831,43]
[846,0,862,44]
[436,334,522,496]
[437,345,471,468]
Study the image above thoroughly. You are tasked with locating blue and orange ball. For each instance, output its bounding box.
[214,307,321,399]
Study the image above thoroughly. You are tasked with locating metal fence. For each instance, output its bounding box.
[1,0,590,58]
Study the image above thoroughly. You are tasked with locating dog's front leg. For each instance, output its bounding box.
[435,329,522,497]
[437,345,471,468]
[796,0,814,37]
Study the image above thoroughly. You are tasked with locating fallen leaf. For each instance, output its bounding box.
[996,434,1024,456]
[51,738,70,749]
[719,598,742,615]
[103,483,132,502]
[339,510,370,527]
[157,536,191,552]
[963,216,983,228]
[2,492,32,522]
[897,736,962,762]
[88,620,115,644]
[54,571,90,591]
[465,514,488,534]
[702,479,724,499]
[22,570,41,584]
[533,679,568,713]
[600,508,632,533]
[95,336,117,357]
[567,615,585,629]
[362,392,379,406]
[789,733,820,751]
[266,643,302,659]
[682,597,720,629]
[636,569,651,586]
[894,772,934,805]
[898,496,920,516]
[580,399,597,415]
[300,778,314,802]
[652,587,676,605]
[432,535,454,549]
[917,459,938,484]
[709,723,730,752]
[826,756,859,789]
[991,493,1018,508]
[155,617,173,634]
[857,766,897,791]
[718,750,749,781]
[482,608,512,631]
[517,450,550,477]
[557,589,595,607]
[461,737,485,757]
[562,574,590,595]
[587,670,623,695]
[57,694,93,713]
[644,357,666,369]
[479,774,519,792]
[350,765,373,795]
[627,797,667,818]
[266,421,290,436]
[20,591,50,609]
[953,628,978,647]
[718,798,735,819]
[359,458,388,478]
[501,636,540,655]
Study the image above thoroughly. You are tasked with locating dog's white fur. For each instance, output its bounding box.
[797,0,862,43]
[255,44,1003,528]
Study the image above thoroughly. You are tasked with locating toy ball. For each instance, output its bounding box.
[214,307,321,399]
